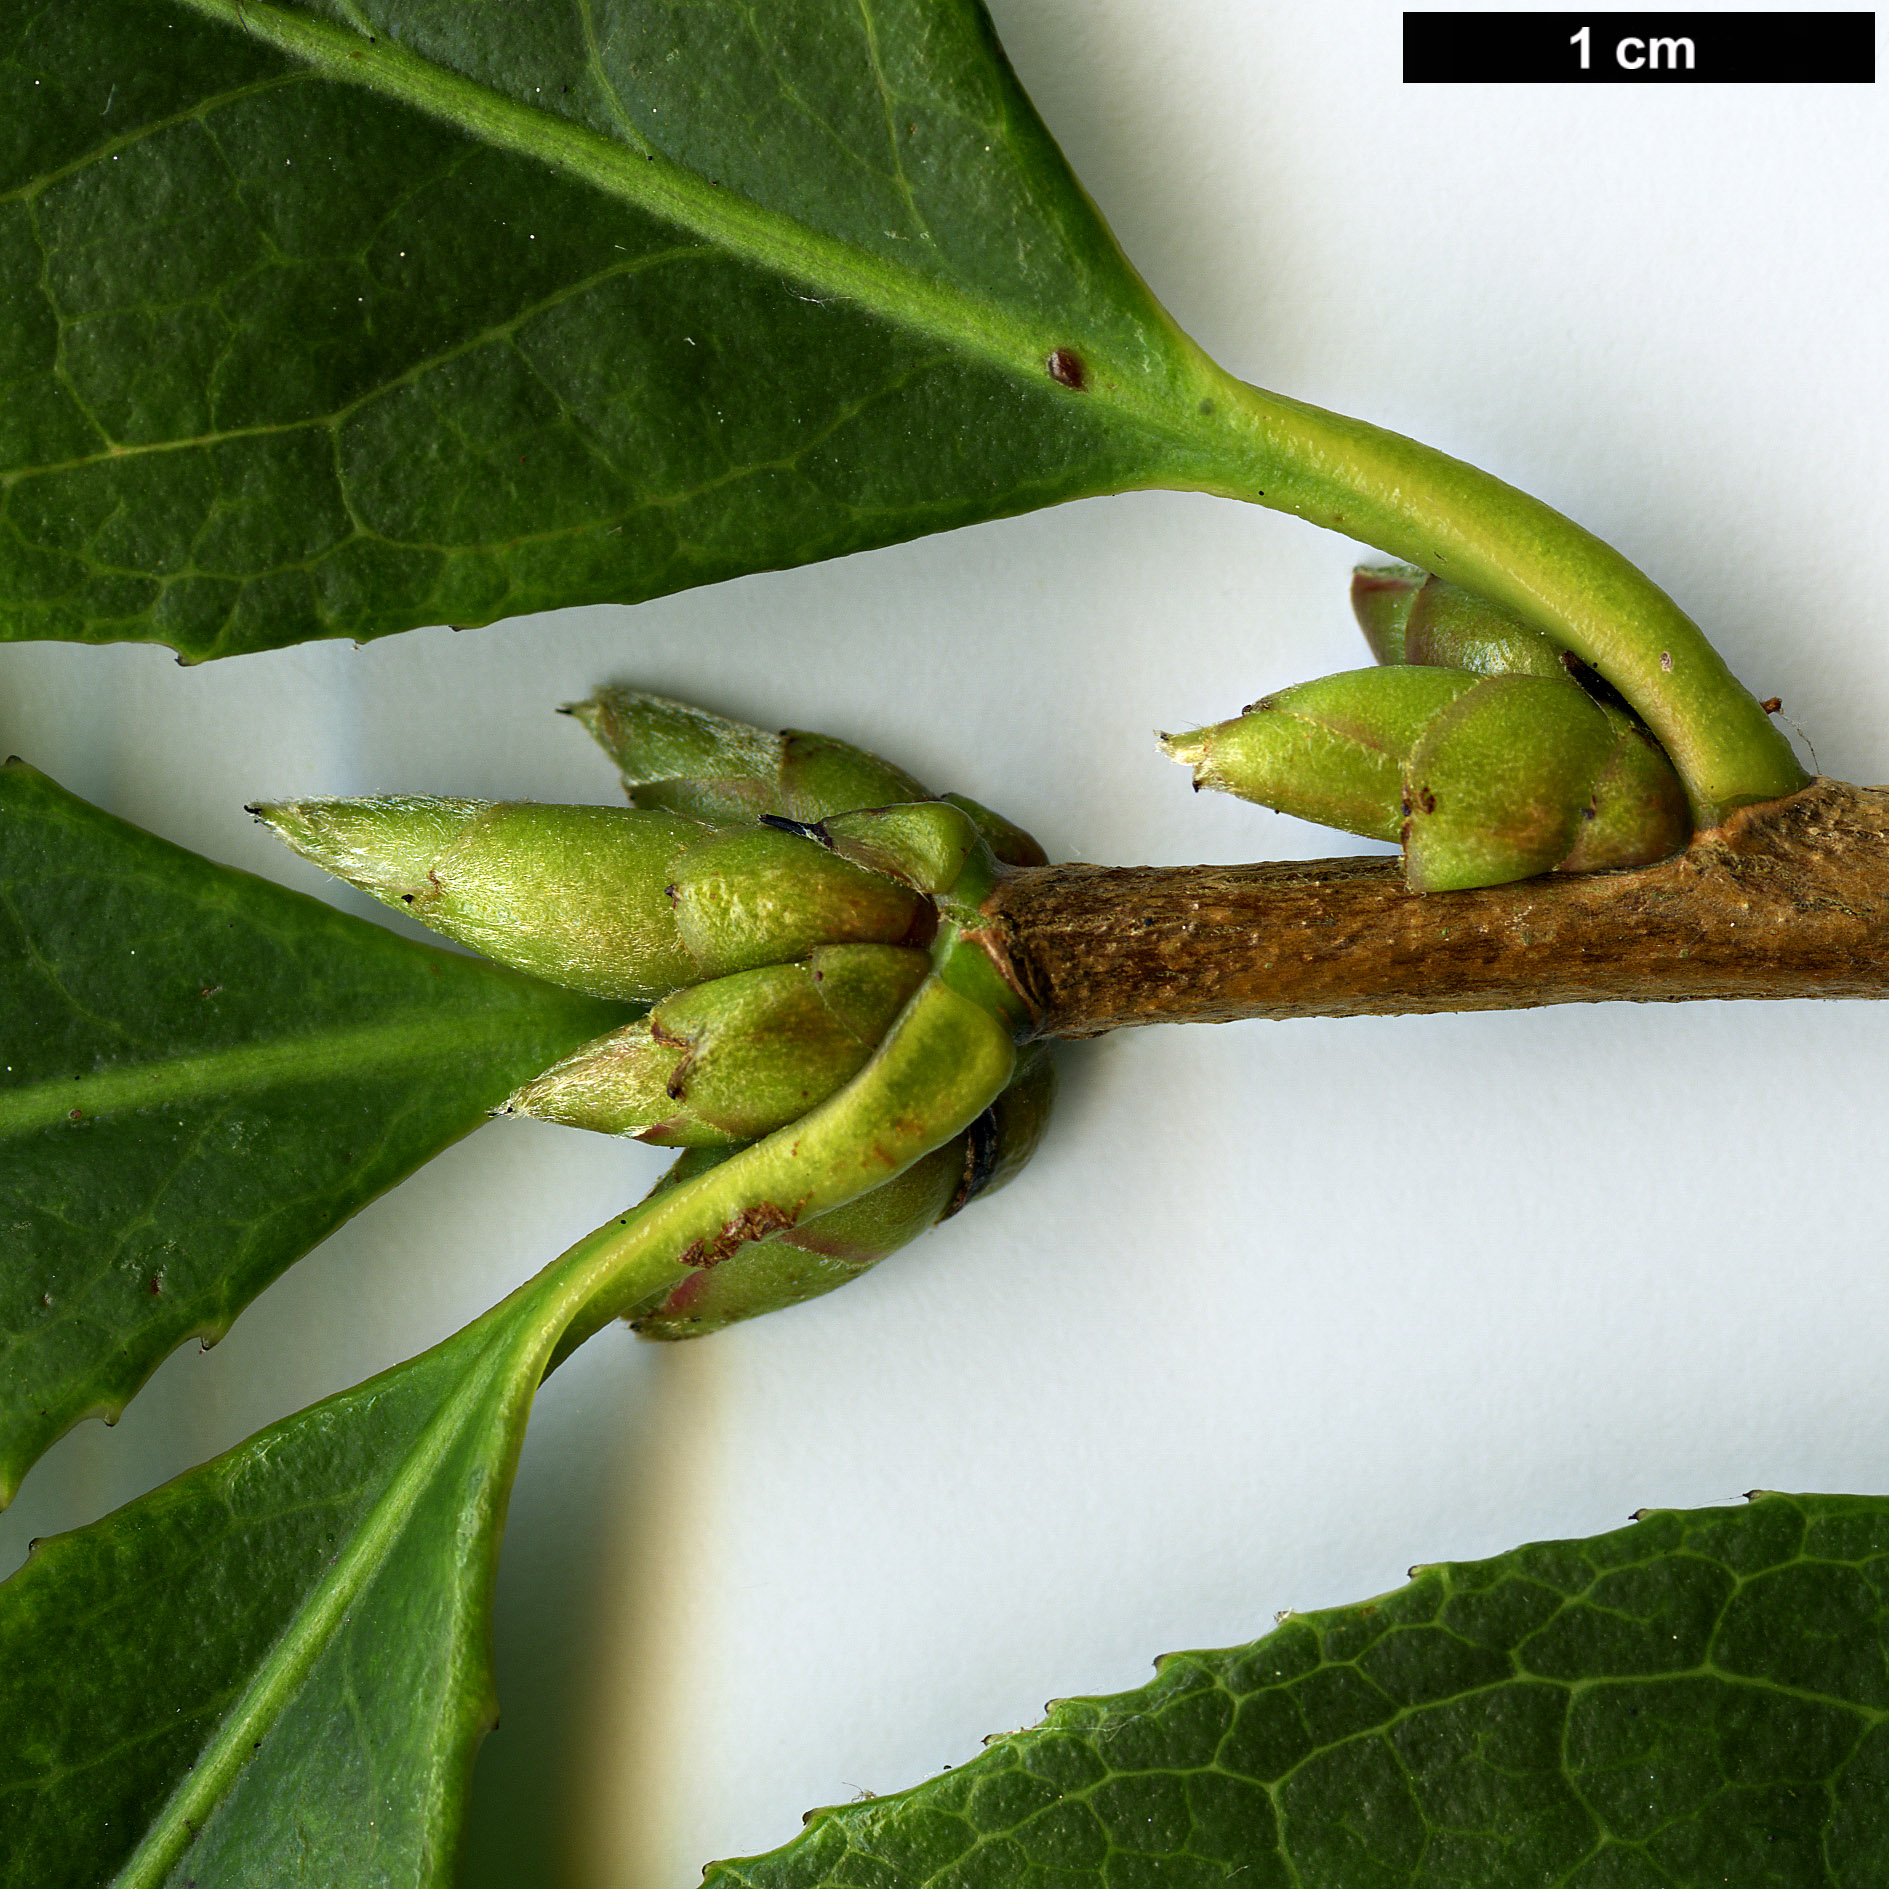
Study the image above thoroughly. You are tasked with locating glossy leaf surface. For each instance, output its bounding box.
[0,1281,547,1888]
[0,0,1203,658]
[707,1492,1889,1889]
[0,761,624,1505]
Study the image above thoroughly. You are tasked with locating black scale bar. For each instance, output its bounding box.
[1405,12,1875,81]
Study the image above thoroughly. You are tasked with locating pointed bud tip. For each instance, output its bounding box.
[246,796,486,901]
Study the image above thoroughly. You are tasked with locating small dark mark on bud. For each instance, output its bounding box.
[1419,788,1437,814]
[201,985,222,998]
[944,1107,1005,1219]
[1400,794,1412,817]
[1582,803,1597,820]
[243,802,260,816]
[1659,651,1674,672]
[400,893,415,905]
[1046,347,1086,391]
[40,1293,51,1308]
[664,883,678,903]
[759,812,833,847]
[67,1108,82,1122]
[1761,697,1782,714]
[1198,397,1214,415]
[149,1276,163,1295]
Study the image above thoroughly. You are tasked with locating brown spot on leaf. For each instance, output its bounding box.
[1762,697,1782,714]
[1046,348,1086,391]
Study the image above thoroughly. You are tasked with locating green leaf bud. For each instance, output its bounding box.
[652,944,931,1140]
[1349,563,1426,664]
[821,800,983,895]
[258,798,935,1000]
[1167,667,1692,891]
[1557,716,1693,875]
[1163,668,1478,845]
[503,945,932,1145]
[940,791,1049,868]
[668,823,929,978]
[250,798,707,1002]
[563,690,784,821]
[632,1045,1057,1340]
[501,1017,687,1139]
[568,690,1051,871]
[1402,675,1619,890]
[1401,574,1567,678]
[801,940,937,1043]
[777,726,932,821]
[566,688,930,821]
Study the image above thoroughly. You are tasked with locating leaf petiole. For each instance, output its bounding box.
[1158,361,1808,825]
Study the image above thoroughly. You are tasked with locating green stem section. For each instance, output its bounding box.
[116,977,1012,1887]
[542,974,1016,1361]
[1165,363,1808,826]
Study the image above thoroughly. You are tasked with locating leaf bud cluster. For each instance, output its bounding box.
[254,691,1059,1336]
[1164,568,1691,891]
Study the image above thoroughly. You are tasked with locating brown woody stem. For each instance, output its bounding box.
[981,779,1889,1037]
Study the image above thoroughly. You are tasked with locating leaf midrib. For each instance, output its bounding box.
[109,1188,692,1886]
[112,1303,539,1889]
[167,0,1216,445]
[0,1014,549,1140]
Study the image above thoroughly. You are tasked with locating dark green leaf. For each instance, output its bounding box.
[0,1273,548,1888]
[706,1492,1889,1889]
[1,972,1019,1887]
[0,0,1213,658]
[0,759,625,1506]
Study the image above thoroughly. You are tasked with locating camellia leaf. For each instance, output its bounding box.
[0,0,1202,658]
[0,1,1803,821]
[707,1492,1889,1889]
[0,1289,546,1889]
[0,759,625,1507]
[0,973,1017,1888]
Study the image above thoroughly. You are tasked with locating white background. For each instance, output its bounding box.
[2,3,1886,1884]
